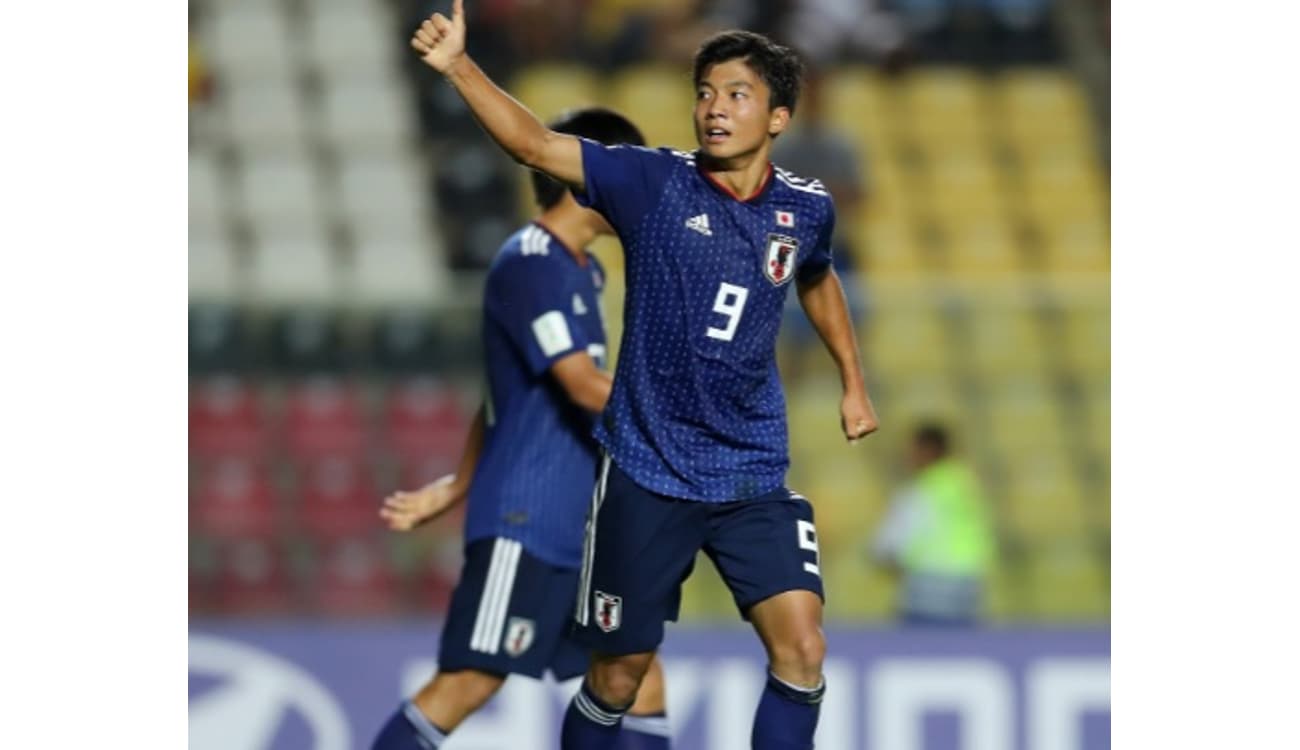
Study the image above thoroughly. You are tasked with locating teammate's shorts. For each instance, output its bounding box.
[572,457,825,655]
[438,537,589,680]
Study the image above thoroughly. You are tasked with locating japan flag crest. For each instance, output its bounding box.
[776,210,795,228]
[764,233,799,286]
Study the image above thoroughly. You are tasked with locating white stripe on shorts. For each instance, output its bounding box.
[575,454,612,626]
[470,538,522,654]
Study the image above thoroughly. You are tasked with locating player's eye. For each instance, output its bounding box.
[697,90,711,101]
[731,91,746,100]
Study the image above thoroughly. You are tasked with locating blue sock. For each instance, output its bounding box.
[617,711,671,749]
[562,679,629,750]
[751,670,825,750]
[371,700,448,750]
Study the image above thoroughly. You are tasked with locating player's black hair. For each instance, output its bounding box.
[693,30,805,114]
[532,107,645,210]
[914,423,951,456]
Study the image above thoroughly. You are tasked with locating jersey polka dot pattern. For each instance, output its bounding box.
[575,141,836,502]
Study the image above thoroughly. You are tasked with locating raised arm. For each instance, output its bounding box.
[796,269,880,442]
[410,0,584,190]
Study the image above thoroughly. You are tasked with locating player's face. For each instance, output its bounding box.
[694,59,790,161]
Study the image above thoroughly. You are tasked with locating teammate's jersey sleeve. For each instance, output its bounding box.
[572,139,676,239]
[796,197,836,283]
[487,254,591,376]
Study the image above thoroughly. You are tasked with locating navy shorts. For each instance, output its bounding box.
[572,458,825,655]
[438,537,589,680]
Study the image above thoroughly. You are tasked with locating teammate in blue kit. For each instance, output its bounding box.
[411,3,879,748]
[371,108,671,750]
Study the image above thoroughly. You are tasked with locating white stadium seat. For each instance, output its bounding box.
[202,4,297,85]
[190,235,240,303]
[351,240,446,307]
[249,239,341,307]
[223,80,311,151]
[319,78,416,150]
[189,151,227,235]
[304,4,395,78]
[234,154,328,235]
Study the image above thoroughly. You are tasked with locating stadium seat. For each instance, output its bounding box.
[608,64,696,150]
[268,309,346,374]
[877,374,973,439]
[821,553,898,621]
[857,217,933,275]
[983,376,1069,453]
[192,459,279,540]
[282,378,369,461]
[309,537,402,616]
[303,3,395,79]
[234,153,328,235]
[190,377,268,459]
[865,308,953,377]
[190,303,250,374]
[189,151,228,238]
[222,80,311,152]
[1023,549,1108,620]
[511,65,602,122]
[994,68,1095,150]
[213,539,296,615]
[248,238,341,308]
[900,67,994,149]
[960,308,1048,376]
[1061,305,1110,375]
[189,235,239,304]
[351,241,445,309]
[1003,472,1088,548]
[1019,156,1109,228]
[295,458,382,540]
[940,216,1026,277]
[335,154,430,228]
[920,152,1010,226]
[319,78,417,151]
[201,3,296,86]
[1039,217,1110,274]
[822,65,899,151]
[383,378,471,466]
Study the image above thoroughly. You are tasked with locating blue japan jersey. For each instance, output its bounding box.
[464,223,609,568]
[573,139,835,502]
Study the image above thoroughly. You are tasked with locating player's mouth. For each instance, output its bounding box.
[704,127,731,145]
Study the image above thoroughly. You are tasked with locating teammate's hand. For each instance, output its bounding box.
[379,475,464,532]
[841,390,879,444]
[410,0,467,74]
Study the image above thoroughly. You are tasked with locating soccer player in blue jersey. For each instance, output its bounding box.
[411,4,879,748]
[371,108,672,750]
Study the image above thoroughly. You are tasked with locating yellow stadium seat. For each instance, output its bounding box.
[879,375,972,436]
[864,156,925,227]
[919,152,1009,225]
[995,69,1094,144]
[823,553,898,621]
[1003,468,1088,547]
[984,377,1070,453]
[511,64,601,122]
[1082,378,1110,463]
[1039,217,1110,274]
[1019,153,1109,227]
[983,564,1019,623]
[823,65,900,151]
[857,218,933,275]
[608,64,696,150]
[1061,306,1110,375]
[1023,549,1108,621]
[962,309,1048,376]
[901,68,994,145]
[942,216,1026,277]
[866,309,954,377]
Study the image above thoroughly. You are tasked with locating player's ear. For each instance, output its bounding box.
[768,106,791,137]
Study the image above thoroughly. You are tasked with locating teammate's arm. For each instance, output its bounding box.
[410,0,584,190]
[380,405,487,531]
[796,269,880,442]
[550,351,613,414]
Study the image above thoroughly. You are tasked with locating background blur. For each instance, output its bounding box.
[189,0,1109,746]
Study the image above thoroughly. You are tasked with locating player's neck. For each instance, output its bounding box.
[699,147,774,202]
[533,210,597,266]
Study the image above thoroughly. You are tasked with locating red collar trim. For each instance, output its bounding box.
[699,162,774,203]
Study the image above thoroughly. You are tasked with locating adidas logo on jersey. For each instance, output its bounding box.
[685,213,713,236]
[572,293,588,315]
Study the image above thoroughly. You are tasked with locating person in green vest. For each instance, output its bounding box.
[871,423,996,626]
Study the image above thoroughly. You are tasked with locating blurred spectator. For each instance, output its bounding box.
[774,67,869,377]
[869,424,996,626]
[783,0,907,67]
